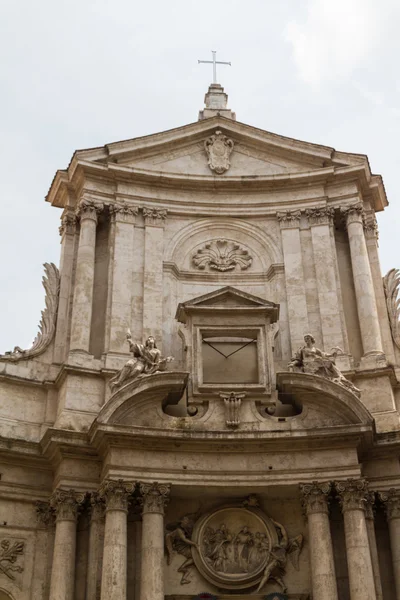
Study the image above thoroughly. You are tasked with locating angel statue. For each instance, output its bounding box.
[109,331,173,391]
[288,333,360,397]
[165,514,200,584]
[256,518,303,593]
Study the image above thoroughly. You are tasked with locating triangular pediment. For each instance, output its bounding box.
[175,286,279,323]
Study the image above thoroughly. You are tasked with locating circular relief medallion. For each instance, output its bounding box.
[192,506,278,590]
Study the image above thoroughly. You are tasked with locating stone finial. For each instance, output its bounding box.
[300,481,331,516]
[198,83,236,121]
[335,478,369,513]
[49,489,85,522]
[378,488,400,521]
[276,210,302,229]
[76,198,104,223]
[98,480,135,512]
[139,482,170,515]
[142,207,167,226]
[305,206,335,226]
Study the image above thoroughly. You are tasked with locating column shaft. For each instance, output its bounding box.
[343,205,383,356]
[142,209,166,345]
[380,490,400,600]
[70,199,102,353]
[86,493,105,600]
[365,501,383,600]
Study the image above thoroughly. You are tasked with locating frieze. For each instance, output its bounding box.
[204,130,234,174]
[192,239,252,272]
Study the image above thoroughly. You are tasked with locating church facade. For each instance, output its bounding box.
[0,84,400,600]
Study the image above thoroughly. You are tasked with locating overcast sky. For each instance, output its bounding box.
[1,0,399,353]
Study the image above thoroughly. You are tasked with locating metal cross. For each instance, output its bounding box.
[198,50,231,84]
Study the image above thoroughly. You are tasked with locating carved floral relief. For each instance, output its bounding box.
[192,239,252,272]
[204,130,234,174]
[0,539,24,581]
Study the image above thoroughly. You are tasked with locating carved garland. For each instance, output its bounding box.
[192,239,252,272]
[383,268,400,350]
[0,263,60,362]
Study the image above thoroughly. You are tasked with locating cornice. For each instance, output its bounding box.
[163,262,284,283]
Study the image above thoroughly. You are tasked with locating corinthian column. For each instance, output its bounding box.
[70,198,103,354]
[86,492,105,600]
[341,205,383,357]
[49,489,84,600]
[99,480,135,600]
[300,482,338,600]
[139,482,170,600]
[335,479,376,600]
[365,493,383,600]
[379,489,400,600]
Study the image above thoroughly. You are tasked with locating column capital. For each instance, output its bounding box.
[59,211,77,237]
[76,198,104,223]
[276,209,302,229]
[139,481,170,515]
[89,491,106,521]
[109,202,139,224]
[99,479,135,512]
[49,489,85,522]
[35,500,56,527]
[142,207,168,227]
[335,478,369,513]
[365,491,377,521]
[305,206,335,227]
[378,488,400,521]
[340,203,364,226]
[364,214,379,241]
[300,481,331,515]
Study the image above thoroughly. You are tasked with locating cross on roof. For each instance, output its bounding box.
[198,50,231,84]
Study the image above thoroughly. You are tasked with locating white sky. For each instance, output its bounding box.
[1,0,399,353]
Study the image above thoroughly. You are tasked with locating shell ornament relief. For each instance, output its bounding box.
[192,239,252,272]
[204,130,234,174]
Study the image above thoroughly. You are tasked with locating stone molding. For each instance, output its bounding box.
[335,478,369,513]
[59,211,77,237]
[304,206,335,226]
[76,198,104,223]
[192,239,252,272]
[89,491,106,521]
[276,209,302,229]
[99,479,135,513]
[142,207,168,226]
[50,489,85,522]
[139,481,170,515]
[35,500,55,528]
[379,488,400,521]
[340,203,364,226]
[299,481,331,516]
[109,202,139,224]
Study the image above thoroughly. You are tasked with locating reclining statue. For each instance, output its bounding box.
[288,334,360,397]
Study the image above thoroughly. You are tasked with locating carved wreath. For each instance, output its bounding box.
[192,239,252,272]
[204,130,234,174]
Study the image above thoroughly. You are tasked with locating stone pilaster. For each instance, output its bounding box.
[379,489,400,600]
[70,198,103,354]
[300,482,338,600]
[106,203,139,356]
[86,492,105,600]
[139,482,170,600]
[365,493,383,600]
[277,210,309,351]
[335,479,376,600]
[99,480,135,600]
[142,208,167,346]
[341,204,383,359]
[305,207,346,353]
[49,489,85,600]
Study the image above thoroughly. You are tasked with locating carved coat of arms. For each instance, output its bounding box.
[204,130,234,174]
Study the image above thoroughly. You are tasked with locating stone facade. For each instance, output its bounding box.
[0,84,400,600]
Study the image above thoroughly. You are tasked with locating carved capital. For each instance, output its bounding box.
[89,492,106,521]
[379,488,400,521]
[142,207,167,226]
[276,210,302,229]
[76,198,104,223]
[109,202,139,224]
[59,211,77,237]
[50,489,85,522]
[340,203,364,227]
[139,482,170,515]
[35,501,55,527]
[364,214,379,240]
[99,479,135,512]
[335,478,369,513]
[305,207,335,227]
[365,492,376,521]
[300,481,331,516]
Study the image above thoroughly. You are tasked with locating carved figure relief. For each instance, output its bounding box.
[288,334,360,397]
[0,539,24,581]
[165,513,200,584]
[192,239,252,272]
[0,263,60,361]
[110,331,174,391]
[204,130,234,174]
[383,269,400,350]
